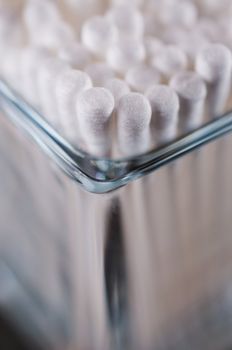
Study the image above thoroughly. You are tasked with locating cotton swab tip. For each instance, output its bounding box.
[23,0,61,32]
[170,71,207,131]
[81,16,117,57]
[117,92,152,156]
[37,58,69,123]
[76,87,115,156]
[196,43,232,82]
[146,84,179,143]
[55,69,92,141]
[125,64,161,93]
[196,44,232,117]
[170,71,207,101]
[106,4,144,39]
[56,69,92,98]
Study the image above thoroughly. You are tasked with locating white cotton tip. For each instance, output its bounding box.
[146,85,179,144]
[107,37,145,75]
[117,93,151,156]
[159,1,198,29]
[20,47,52,106]
[55,69,92,142]
[161,28,208,62]
[37,58,69,125]
[170,71,207,132]
[27,19,75,50]
[81,16,117,58]
[106,5,144,39]
[85,63,115,87]
[125,64,161,93]
[104,78,130,106]
[23,0,61,35]
[76,87,115,156]
[196,44,232,117]
[196,44,232,82]
[58,43,91,70]
[144,37,164,63]
[152,45,188,81]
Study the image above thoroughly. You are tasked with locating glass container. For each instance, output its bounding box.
[0,79,232,350]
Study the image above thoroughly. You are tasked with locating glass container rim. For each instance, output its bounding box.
[0,78,232,193]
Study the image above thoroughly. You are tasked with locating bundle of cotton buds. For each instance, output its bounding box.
[0,0,232,158]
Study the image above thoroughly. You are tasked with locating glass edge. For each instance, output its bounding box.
[0,78,232,193]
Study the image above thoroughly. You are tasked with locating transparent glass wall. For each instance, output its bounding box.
[1,82,232,350]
